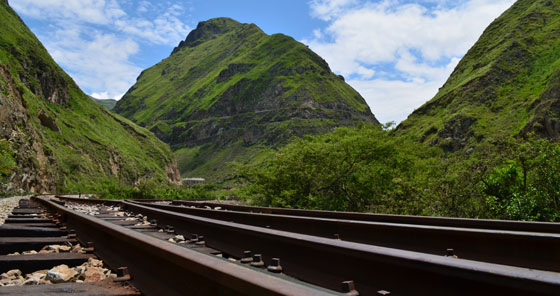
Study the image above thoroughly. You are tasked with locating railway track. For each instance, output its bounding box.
[131,200,560,272]
[2,195,559,295]
[0,198,139,295]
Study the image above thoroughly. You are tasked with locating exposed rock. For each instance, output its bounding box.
[37,110,59,132]
[4,278,24,286]
[3,256,113,287]
[23,271,46,285]
[80,266,105,282]
[71,244,83,253]
[2,269,22,280]
[58,245,71,252]
[87,257,103,267]
[42,244,72,253]
[217,63,253,82]
[431,115,477,152]
[45,264,78,283]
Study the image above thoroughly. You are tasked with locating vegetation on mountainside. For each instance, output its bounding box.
[240,125,560,222]
[115,18,372,125]
[114,17,376,180]
[0,2,179,193]
[237,0,560,221]
[91,97,117,110]
[67,178,219,200]
[174,143,274,183]
[397,0,560,151]
[0,140,15,179]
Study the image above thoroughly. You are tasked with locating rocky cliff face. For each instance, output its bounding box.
[115,18,378,179]
[0,2,180,193]
[397,0,560,151]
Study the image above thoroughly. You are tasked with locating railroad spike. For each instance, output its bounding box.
[446,248,458,258]
[341,280,359,296]
[250,254,265,268]
[241,251,253,264]
[85,241,95,253]
[334,233,341,240]
[113,266,132,282]
[267,258,283,273]
[196,236,206,246]
[190,234,199,243]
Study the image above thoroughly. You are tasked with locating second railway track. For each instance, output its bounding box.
[129,199,560,272]
[42,195,560,296]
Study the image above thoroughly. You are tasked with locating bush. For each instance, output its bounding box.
[0,140,15,178]
[241,126,560,221]
[241,125,442,213]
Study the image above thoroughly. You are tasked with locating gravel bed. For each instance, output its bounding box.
[0,195,31,224]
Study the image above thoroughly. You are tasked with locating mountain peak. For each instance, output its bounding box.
[116,17,377,181]
[173,17,259,52]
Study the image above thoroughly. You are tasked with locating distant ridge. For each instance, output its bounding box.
[90,96,117,110]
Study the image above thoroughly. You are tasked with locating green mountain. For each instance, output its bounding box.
[0,1,180,193]
[90,96,117,110]
[114,17,378,180]
[397,0,560,152]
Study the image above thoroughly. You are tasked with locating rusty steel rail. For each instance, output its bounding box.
[131,201,560,272]
[116,200,560,296]
[169,200,560,233]
[33,196,341,296]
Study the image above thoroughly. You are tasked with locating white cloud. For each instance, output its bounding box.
[10,0,192,100]
[350,57,460,123]
[349,78,442,124]
[10,0,125,25]
[306,0,515,123]
[309,0,360,21]
[91,92,124,101]
[11,0,190,46]
[114,6,190,45]
[44,29,141,99]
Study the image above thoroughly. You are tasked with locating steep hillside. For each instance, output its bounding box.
[114,18,378,180]
[0,1,180,193]
[90,96,117,110]
[397,0,560,152]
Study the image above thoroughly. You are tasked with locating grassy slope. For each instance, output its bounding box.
[397,0,560,147]
[115,18,376,181]
[0,2,178,191]
[116,18,372,126]
[91,97,117,110]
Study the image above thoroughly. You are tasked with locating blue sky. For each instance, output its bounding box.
[10,0,514,123]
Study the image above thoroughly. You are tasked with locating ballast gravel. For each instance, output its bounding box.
[0,196,31,224]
